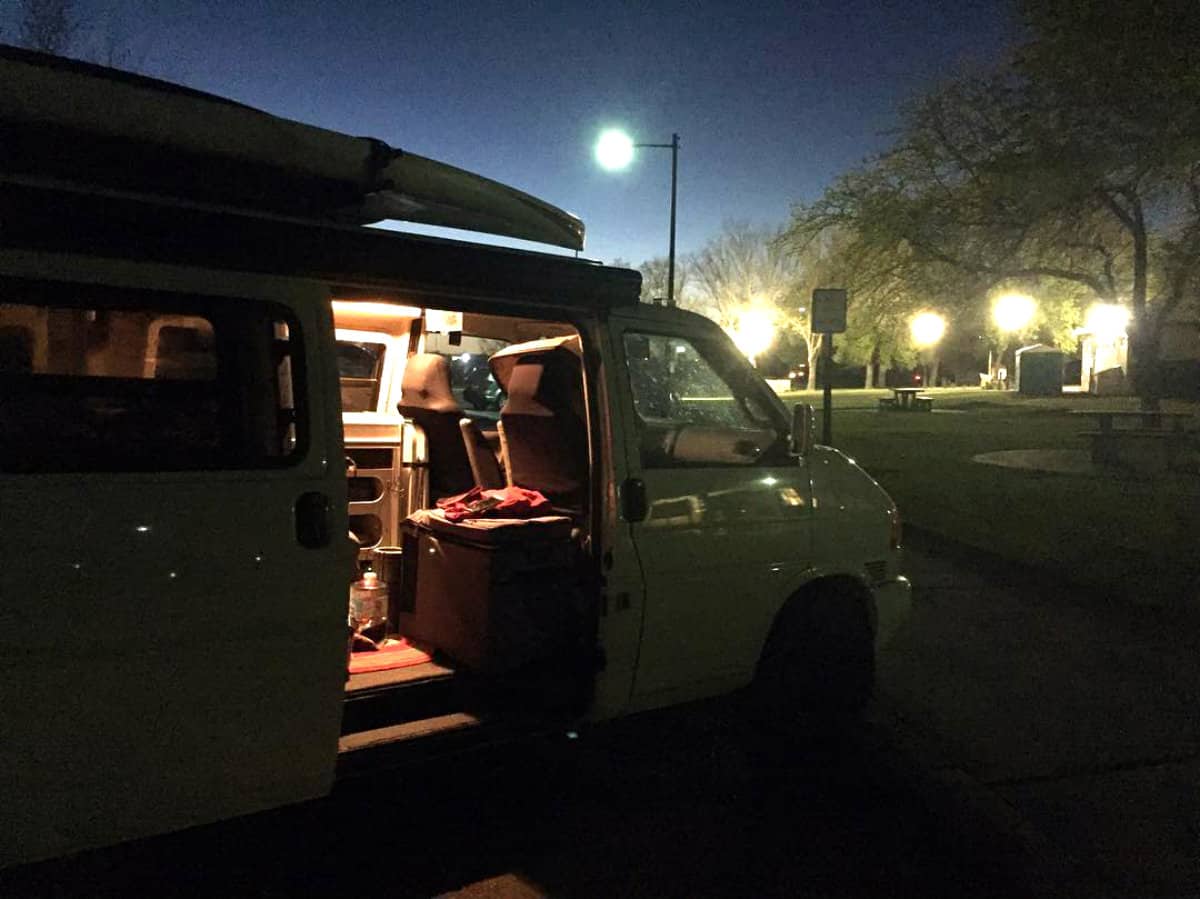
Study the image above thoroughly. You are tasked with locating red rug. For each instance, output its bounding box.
[348,638,432,674]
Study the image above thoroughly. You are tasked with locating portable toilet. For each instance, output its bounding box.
[1014,344,1066,395]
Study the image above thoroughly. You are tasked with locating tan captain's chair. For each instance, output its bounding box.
[495,347,588,510]
[396,353,476,500]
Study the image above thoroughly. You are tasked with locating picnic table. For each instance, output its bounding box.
[880,387,933,412]
[1071,409,1196,471]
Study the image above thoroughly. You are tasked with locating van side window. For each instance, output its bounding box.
[337,340,387,413]
[0,283,304,473]
[623,332,783,468]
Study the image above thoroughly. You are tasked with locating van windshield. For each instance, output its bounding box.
[422,333,510,416]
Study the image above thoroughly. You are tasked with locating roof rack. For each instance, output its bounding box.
[0,44,584,250]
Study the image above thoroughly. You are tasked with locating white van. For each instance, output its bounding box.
[0,47,910,867]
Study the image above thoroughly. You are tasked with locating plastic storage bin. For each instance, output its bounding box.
[397,510,580,672]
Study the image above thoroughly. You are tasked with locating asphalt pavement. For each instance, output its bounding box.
[883,529,1200,898]
[1,679,1029,897]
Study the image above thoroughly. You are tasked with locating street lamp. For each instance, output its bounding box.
[910,312,946,388]
[990,293,1037,387]
[728,306,776,366]
[992,293,1036,333]
[595,128,680,306]
[910,311,946,347]
[1084,302,1130,341]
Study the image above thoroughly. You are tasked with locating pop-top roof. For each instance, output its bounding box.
[0,45,584,250]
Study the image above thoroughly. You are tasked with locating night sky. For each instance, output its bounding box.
[69,0,1012,263]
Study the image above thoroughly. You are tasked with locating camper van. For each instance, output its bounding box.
[0,47,910,867]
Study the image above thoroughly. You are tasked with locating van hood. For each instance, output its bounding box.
[810,446,896,515]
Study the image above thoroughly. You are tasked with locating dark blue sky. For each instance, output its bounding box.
[79,0,1012,263]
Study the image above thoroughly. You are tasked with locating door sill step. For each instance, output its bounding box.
[338,712,482,754]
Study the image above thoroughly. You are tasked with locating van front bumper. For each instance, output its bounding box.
[871,576,912,650]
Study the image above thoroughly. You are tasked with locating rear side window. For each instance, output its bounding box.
[337,340,387,413]
[0,280,305,473]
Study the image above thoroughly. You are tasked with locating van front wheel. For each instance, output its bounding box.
[750,581,874,741]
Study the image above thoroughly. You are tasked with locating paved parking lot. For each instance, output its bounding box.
[0,693,1029,899]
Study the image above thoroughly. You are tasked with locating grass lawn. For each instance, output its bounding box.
[780,387,1200,605]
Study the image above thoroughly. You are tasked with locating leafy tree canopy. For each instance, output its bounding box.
[785,0,1200,399]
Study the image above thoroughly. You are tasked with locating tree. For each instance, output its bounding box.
[684,222,810,373]
[688,222,797,324]
[786,0,1200,402]
[783,226,934,387]
[680,222,831,376]
[636,255,689,305]
[9,0,76,53]
[1015,0,1200,398]
[3,0,160,74]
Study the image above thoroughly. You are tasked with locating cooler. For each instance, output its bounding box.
[397,510,581,672]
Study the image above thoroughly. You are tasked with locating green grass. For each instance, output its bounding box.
[780,388,1200,604]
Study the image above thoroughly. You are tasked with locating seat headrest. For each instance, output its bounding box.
[398,353,460,414]
[489,336,581,393]
[502,350,585,418]
[503,359,552,417]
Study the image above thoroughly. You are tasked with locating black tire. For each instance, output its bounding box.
[749,580,875,743]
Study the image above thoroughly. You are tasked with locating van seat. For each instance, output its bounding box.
[396,354,475,499]
[495,350,587,510]
[459,418,504,489]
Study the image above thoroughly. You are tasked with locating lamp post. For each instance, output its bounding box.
[910,311,947,387]
[991,293,1037,388]
[595,129,680,306]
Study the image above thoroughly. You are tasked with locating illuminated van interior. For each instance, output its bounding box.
[333,299,586,545]
[331,298,595,749]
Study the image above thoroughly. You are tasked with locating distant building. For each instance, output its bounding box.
[1078,330,1129,394]
[1158,318,1200,399]
[1075,305,1199,397]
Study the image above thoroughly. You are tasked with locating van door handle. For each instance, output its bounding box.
[295,491,333,548]
[619,478,648,523]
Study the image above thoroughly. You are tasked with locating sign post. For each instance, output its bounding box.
[811,288,848,446]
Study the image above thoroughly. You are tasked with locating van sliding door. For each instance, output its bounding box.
[0,258,351,865]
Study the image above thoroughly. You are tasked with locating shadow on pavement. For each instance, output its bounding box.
[0,696,1035,898]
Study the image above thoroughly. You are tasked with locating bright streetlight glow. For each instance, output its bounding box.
[1084,303,1130,341]
[728,307,776,362]
[992,293,1037,332]
[910,312,946,347]
[594,129,634,171]
[595,129,680,306]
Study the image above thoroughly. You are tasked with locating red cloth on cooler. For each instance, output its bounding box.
[348,638,432,674]
[436,485,552,522]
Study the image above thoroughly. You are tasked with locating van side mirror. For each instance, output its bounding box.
[788,403,814,457]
